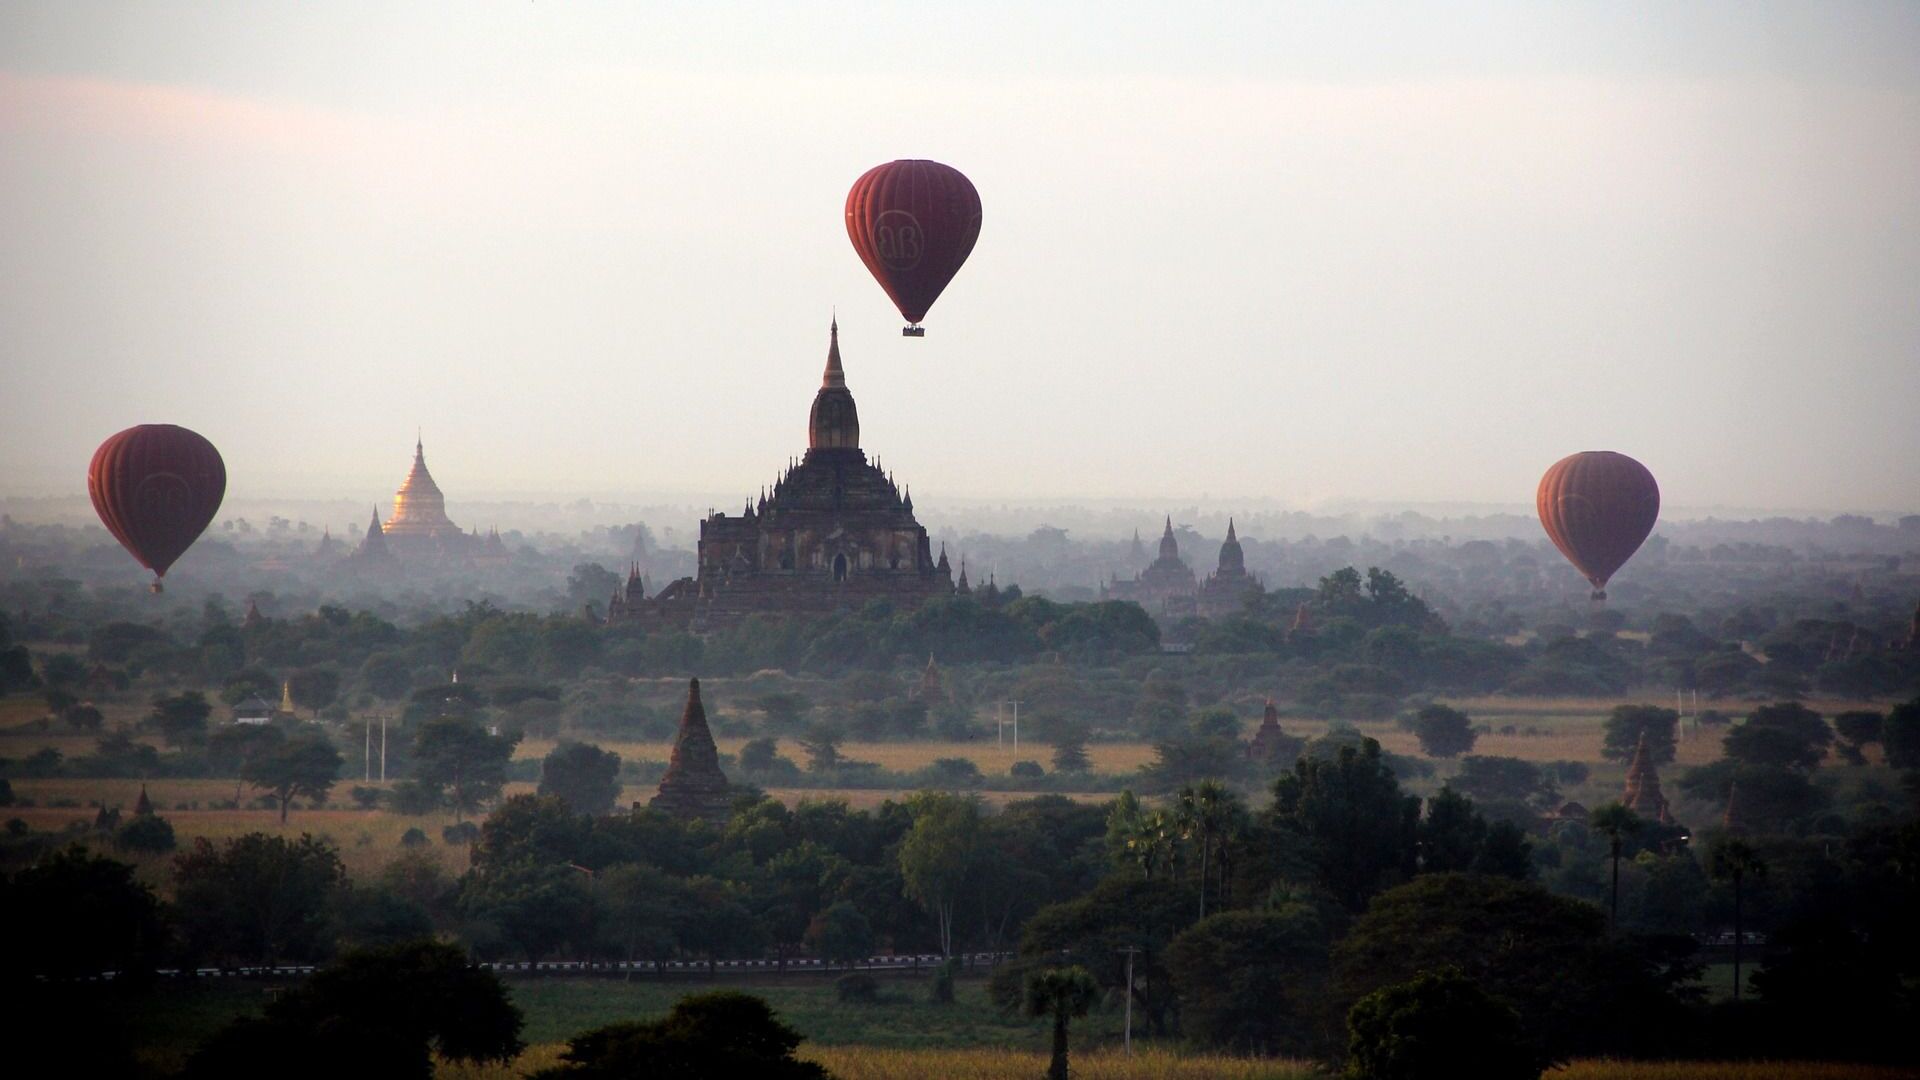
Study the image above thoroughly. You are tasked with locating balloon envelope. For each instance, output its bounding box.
[1536,451,1659,599]
[845,159,982,327]
[88,424,226,585]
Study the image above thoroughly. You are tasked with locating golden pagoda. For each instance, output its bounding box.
[383,435,461,540]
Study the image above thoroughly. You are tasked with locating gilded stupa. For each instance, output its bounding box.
[385,435,459,539]
[363,435,477,559]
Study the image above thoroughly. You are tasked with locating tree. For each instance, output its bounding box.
[412,717,519,822]
[1345,967,1541,1080]
[1602,705,1678,765]
[596,862,681,970]
[244,733,343,823]
[738,736,780,773]
[567,562,621,612]
[798,723,842,772]
[460,860,594,962]
[173,833,345,966]
[1724,702,1832,771]
[804,900,876,969]
[754,692,813,733]
[1831,710,1883,765]
[1270,738,1419,911]
[1884,696,1920,769]
[1333,874,1645,1063]
[529,991,827,1080]
[1590,803,1643,935]
[359,651,414,701]
[1707,836,1767,1005]
[208,722,286,803]
[1451,755,1554,805]
[1408,704,1477,758]
[1051,723,1092,773]
[1,847,167,979]
[1018,875,1194,1037]
[1165,905,1331,1055]
[182,940,523,1080]
[1025,966,1100,1080]
[1418,786,1482,873]
[538,741,623,815]
[1175,779,1243,918]
[286,667,342,718]
[898,792,982,956]
[148,690,213,748]
[115,812,178,853]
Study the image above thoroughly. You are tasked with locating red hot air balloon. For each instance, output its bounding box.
[87,424,227,593]
[1536,451,1660,601]
[845,159,982,336]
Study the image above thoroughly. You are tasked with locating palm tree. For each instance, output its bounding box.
[1026,966,1100,1080]
[1589,802,1643,934]
[1176,780,1243,918]
[1708,836,1767,1004]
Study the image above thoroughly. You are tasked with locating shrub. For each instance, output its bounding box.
[442,822,480,845]
[1345,967,1541,1080]
[114,813,177,853]
[1010,760,1045,779]
[835,973,880,1003]
[400,828,431,848]
[930,957,959,1004]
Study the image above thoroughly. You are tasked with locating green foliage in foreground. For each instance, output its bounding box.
[531,991,826,1080]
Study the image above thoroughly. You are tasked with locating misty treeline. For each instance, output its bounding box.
[4,508,1919,629]
[9,745,1919,1070]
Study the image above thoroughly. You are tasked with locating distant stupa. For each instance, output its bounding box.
[1620,731,1672,824]
[648,680,733,824]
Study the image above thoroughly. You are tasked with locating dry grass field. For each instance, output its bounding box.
[435,1048,1910,1080]
[6,689,1896,894]
[513,735,1162,775]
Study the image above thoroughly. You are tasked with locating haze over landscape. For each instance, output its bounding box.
[4,2,1918,513]
[5,6,1920,1080]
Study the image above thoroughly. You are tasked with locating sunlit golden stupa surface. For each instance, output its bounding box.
[384,437,459,539]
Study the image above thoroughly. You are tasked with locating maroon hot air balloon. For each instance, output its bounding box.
[845,159,982,336]
[1536,451,1660,601]
[87,424,227,593]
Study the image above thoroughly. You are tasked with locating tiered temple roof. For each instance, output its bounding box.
[611,321,953,630]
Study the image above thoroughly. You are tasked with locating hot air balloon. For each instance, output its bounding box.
[845,159,982,336]
[1536,451,1660,601]
[87,424,227,593]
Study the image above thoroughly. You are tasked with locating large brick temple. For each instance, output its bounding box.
[611,321,955,630]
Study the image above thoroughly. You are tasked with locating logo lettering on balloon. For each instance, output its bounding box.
[134,473,196,528]
[873,210,925,271]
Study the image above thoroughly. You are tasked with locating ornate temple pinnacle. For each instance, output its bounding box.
[823,318,846,389]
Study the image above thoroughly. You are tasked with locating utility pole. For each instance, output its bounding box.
[997,700,1024,755]
[1116,946,1141,1056]
[378,714,388,782]
[365,715,372,782]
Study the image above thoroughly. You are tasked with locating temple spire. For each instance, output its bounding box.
[823,317,846,389]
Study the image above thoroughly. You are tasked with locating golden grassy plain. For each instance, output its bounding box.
[435,1048,1910,1080]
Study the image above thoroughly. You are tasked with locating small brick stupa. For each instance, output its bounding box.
[649,679,733,824]
[1246,699,1303,766]
[1620,731,1672,824]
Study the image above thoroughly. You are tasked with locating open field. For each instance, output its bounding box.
[439,1048,1915,1080]
[513,735,1164,774]
[111,973,1916,1079]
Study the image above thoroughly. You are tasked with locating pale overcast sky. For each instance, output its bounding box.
[2,2,1916,515]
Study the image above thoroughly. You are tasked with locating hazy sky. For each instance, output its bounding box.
[3,2,1917,517]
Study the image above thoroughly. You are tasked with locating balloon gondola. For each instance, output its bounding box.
[87,424,227,593]
[1536,450,1660,602]
[845,159,981,336]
